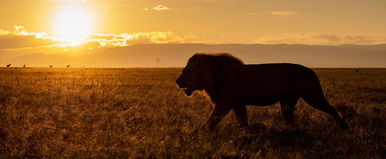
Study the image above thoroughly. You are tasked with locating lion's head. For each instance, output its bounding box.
[176,53,243,96]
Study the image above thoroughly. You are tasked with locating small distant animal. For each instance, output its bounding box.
[355,69,359,73]
[176,53,349,131]
[66,65,71,68]
[6,64,11,67]
[50,65,53,68]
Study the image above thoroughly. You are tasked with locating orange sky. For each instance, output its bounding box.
[0,0,386,68]
[1,0,386,48]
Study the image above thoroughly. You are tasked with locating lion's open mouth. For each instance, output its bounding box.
[183,88,195,96]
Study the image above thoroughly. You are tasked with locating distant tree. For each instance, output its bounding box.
[6,64,11,67]
[66,65,71,68]
[23,64,26,68]
[355,69,359,73]
[50,65,53,68]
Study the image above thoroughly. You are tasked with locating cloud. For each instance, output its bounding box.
[4,26,385,53]
[0,26,207,50]
[271,11,296,16]
[0,26,56,49]
[245,11,296,16]
[245,12,259,16]
[256,33,386,45]
[152,5,170,11]
[87,32,202,47]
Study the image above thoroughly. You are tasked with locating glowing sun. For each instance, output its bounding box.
[54,6,92,42]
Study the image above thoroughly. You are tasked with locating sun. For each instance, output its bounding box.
[54,6,92,42]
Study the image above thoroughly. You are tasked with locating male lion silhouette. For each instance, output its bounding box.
[176,53,349,131]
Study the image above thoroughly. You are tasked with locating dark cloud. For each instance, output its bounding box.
[84,32,202,47]
[317,35,341,42]
[256,33,386,45]
[0,34,56,49]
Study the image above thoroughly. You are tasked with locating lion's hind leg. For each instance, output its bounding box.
[280,94,300,125]
[301,93,349,130]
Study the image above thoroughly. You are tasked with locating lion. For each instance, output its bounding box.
[176,53,349,131]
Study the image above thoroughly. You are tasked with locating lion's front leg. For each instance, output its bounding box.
[233,105,248,130]
[205,104,232,130]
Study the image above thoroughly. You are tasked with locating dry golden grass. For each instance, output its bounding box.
[0,68,385,158]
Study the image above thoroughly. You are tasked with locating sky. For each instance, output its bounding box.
[0,0,386,67]
[1,0,386,48]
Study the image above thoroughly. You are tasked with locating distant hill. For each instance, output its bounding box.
[3,44,386,67]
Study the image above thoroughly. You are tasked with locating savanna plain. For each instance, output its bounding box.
[0,67,385,158]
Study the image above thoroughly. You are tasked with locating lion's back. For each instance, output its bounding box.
[237,63,317,86]
[223,63,322,104]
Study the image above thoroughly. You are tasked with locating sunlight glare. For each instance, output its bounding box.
[54,6,92,43]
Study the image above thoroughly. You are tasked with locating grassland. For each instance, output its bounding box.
[0,68,385,158]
